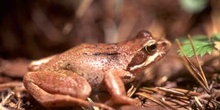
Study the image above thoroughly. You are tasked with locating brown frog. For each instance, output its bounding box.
[23,31,171,108]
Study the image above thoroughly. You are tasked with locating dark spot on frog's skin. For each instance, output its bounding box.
[59,62,73,71]
[82,52,119,57]
[123,75,131,79]
[93,45,98,47]
[94,76,99,81]
[106,46,116,50]
[92,52,119,56]
[82,52,89,55]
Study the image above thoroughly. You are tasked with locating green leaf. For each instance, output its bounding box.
[178,35,214,57]
[212,33,220,41]
[179,0,208,13]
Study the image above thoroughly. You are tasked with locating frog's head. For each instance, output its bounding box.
[126,31,171,74]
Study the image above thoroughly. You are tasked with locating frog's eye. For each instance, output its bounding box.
[145,40,157,54]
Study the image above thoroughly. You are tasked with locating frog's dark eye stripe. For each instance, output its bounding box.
[144,40,157,54]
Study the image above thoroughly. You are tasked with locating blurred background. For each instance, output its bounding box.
[0,0,219,59]
[0,1,220,109]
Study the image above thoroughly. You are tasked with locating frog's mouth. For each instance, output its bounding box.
[129,40,171,71]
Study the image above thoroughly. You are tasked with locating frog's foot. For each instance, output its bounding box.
[104,69,138,106]
[24,79,114,110]
[23,71,113,110]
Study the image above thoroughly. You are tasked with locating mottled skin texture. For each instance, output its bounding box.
[23,31,171,108]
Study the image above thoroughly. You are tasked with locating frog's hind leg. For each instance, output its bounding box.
[23,71,113,109]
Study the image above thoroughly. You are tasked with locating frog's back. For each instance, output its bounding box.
[64,43,127,73]
[42,43,128,90]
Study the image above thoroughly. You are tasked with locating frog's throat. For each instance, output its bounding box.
[129,51,163,71]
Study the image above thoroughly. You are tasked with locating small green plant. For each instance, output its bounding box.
[179,0,208,13]
[178,33,220,57]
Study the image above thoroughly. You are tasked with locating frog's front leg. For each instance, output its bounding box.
[23,70,92,107]
[104,69,137,105]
